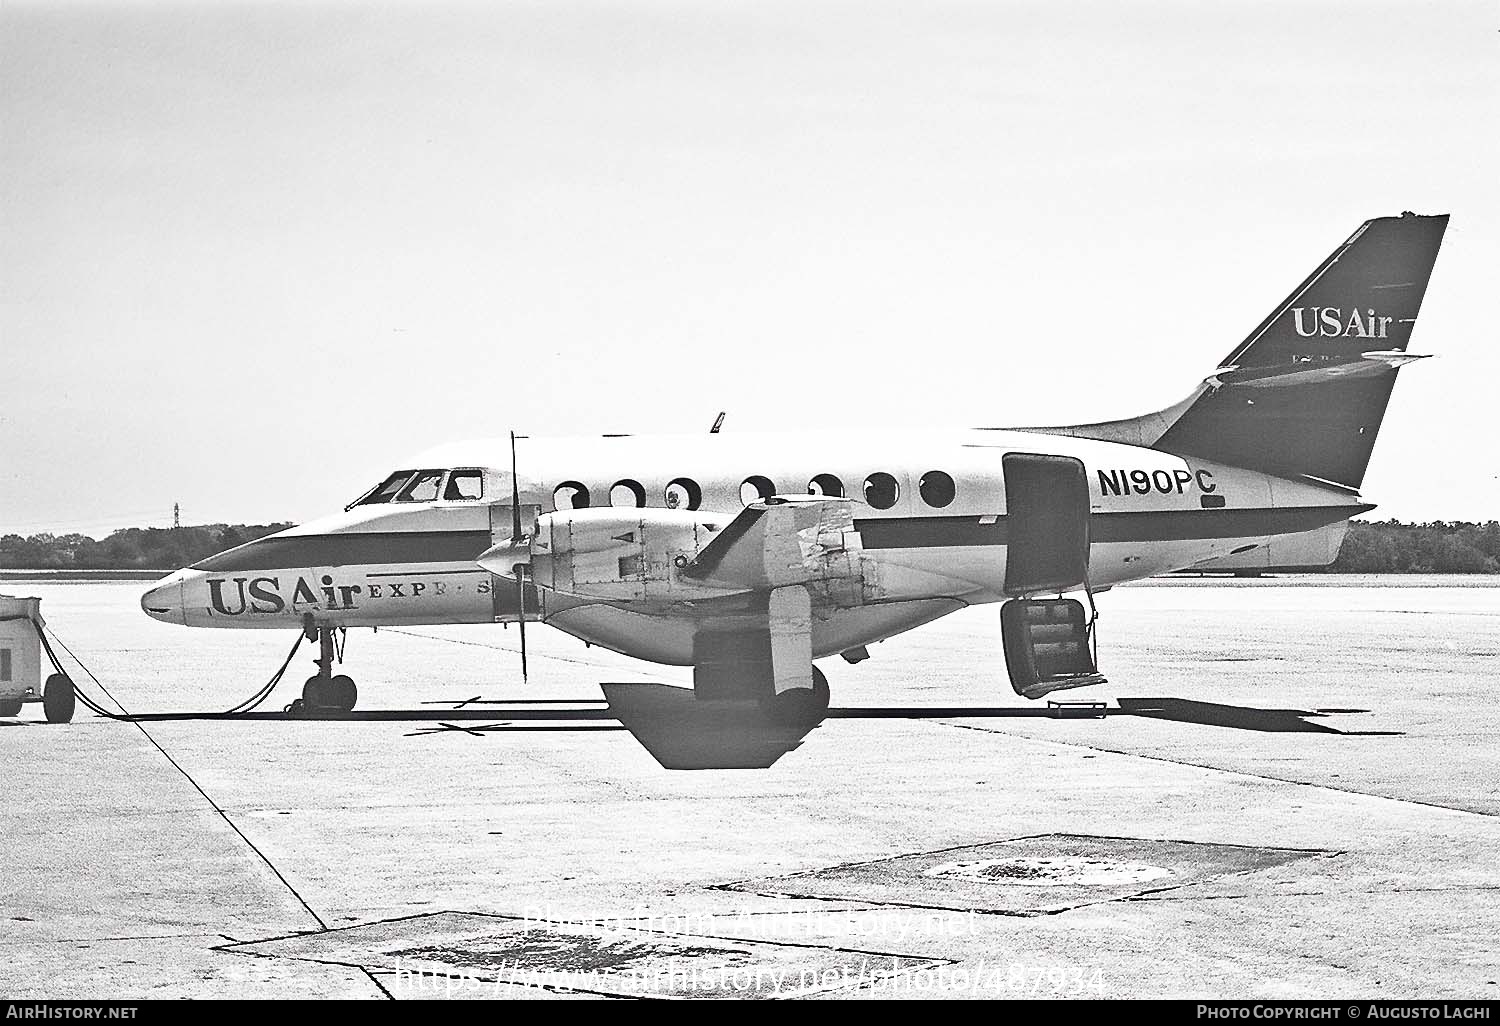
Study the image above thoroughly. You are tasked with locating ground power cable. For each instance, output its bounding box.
[32,619,304,720]
[22,619,328,931]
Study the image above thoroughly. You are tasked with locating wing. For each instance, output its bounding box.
[680,495,862,591]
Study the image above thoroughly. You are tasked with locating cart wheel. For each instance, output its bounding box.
[43,673,75,724]
[0,699,22,717]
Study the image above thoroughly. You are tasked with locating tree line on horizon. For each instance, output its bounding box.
[1,518,1497,574]
[0,523,293,571]
[1324,519,1500,574]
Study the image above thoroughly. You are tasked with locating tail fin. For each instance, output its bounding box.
[1153,212,1448,489]
[1039,212,1449,490]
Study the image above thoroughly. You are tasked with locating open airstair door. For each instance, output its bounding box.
[1002,453,1089,596]
[1000,453,1105,700]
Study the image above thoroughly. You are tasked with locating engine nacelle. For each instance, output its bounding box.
[529,507,743,602]
[501,499,984,608]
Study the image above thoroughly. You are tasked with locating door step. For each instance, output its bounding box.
[1001,598,1105,700]
[1047,698,1109,718]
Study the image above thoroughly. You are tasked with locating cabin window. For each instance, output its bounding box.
[919,470,956,508]
[863,472,900,510]
[396,469,445,503]
[358,471,415,505]
[740,476,776,506]
[443,469,484,501]
[664,478,702,510]
[610,479,647,508]
[808,473,845,497]
[554,482,590,510]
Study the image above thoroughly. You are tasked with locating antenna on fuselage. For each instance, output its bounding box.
[509,430,528,683]
[710,411,725,434]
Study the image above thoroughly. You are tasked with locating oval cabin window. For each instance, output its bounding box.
[919,470,956,508]
[553,482,591,510]
[664,478,702,510]
[610,479,647,508]
[863,472,900,510]
[740,476,776,506]
[808,473,845,498]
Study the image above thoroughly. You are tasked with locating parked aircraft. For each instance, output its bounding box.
[142,212,1448,725]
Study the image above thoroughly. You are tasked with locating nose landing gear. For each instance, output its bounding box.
[288,617,357,716]
[302,672,357,714]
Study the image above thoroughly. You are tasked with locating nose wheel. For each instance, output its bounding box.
[301,673,357,713]
[288,619,357,716]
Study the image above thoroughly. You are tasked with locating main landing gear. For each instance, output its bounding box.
[288,617,357,716]
[758,666,831,729]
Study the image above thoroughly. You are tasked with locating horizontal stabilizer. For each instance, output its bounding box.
[1206,351,1432,390]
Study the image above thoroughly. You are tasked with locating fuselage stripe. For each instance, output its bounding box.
[190,531,494,572]
[856,504,1371,549]
[188,505,1370,572]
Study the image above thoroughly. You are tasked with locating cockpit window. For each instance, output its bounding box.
[354,468,482,507]
[396,469,445,502]
[358,471,416,505]
[444,469,484,501]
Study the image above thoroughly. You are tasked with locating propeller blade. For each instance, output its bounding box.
[509,430,529,683]
[514,566,529,683]
[507,429,531,684]
[509,430,524,543]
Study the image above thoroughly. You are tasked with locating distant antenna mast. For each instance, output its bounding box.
[173,503,180,529]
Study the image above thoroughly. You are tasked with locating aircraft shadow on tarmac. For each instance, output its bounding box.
[1108,697,1400,735]
[832,698,1399,735]
[90,687,1400,770]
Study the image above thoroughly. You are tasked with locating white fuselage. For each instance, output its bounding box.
[141,428,1365,664]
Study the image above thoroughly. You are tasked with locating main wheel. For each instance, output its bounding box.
[302,674,327,709]
[760,666,831,728]
[0,699,22,717]
[43,673,75,724]
[327,674,357,713]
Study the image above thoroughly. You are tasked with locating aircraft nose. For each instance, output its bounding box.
[141,571,187,625]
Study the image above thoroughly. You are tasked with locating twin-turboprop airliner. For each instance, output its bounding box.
[142,212,1448,725]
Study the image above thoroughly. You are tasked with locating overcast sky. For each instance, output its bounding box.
[3,0,1496,534]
